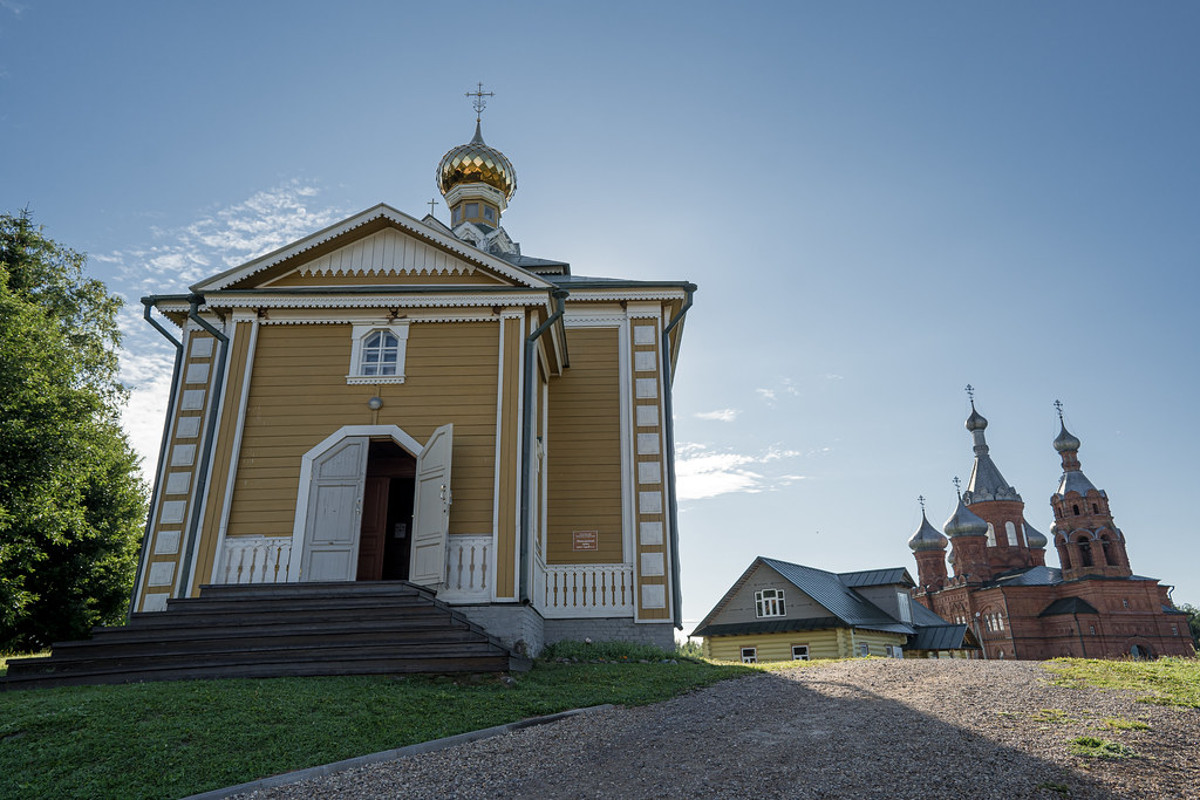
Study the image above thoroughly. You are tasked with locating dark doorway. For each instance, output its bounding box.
[356,439,416,581]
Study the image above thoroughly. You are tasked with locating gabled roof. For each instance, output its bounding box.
[691,557,916,638]
[191,203,555,293]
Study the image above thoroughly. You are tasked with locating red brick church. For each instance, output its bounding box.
[908,394,1194,660]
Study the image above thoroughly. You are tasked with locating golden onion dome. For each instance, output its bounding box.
[437,121,516,201]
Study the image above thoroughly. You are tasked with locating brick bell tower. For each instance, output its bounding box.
[1049,401,1132,580]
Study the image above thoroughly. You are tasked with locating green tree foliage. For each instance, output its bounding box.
[1177,603,1200,648]
[0,211,146,651]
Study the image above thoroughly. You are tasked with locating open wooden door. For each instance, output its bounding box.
[299,437,369,581]
[409,423,453,588]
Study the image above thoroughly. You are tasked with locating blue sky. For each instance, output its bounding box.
[3,2,1198,626]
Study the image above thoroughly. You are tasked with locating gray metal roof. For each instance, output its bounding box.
[988,565,1064,587]
[497,252,571,274]
[1056,470,1099,497]
[692,617,845,638]
[838,568,914,588]
[909,624,972,651]
[760,558,914,634]
[911,601,951,627]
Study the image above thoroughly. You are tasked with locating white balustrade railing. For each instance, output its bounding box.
[539,562,635,618]
[217,536,292,584]
[440,534,492,602]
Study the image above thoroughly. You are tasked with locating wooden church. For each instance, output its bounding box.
[3,97,695,687]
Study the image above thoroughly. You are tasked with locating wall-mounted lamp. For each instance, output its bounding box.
[367,396,384,411]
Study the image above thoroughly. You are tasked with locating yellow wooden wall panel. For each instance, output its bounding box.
[226,321,498,541]
[704,631,846,662]
[546,327,623,565]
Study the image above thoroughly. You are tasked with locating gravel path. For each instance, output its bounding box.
[238,660,1199,800]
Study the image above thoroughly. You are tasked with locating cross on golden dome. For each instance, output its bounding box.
[466,82,495,122]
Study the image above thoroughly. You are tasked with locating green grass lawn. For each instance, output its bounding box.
[1042,657,1200,708]
[0,658,752,800]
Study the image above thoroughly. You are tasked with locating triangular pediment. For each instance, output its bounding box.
[192,203,552,292]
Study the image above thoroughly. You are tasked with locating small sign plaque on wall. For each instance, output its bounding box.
[572,530,599,551]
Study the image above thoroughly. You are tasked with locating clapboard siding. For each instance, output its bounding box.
[546,328,623,564]
[225,322,498,540]
[704,631,845,662]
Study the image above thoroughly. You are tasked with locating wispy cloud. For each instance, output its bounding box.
[111,181,346,477]
[674,442,806,501]
[694,408,739,422]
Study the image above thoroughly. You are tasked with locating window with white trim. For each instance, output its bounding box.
[755,588,786,618]
[791,644,809,661]
[347,322,410,384]
[896,591,912,623]
[886,644,904,659]
[858,642,870,657]
[740,647,757,664]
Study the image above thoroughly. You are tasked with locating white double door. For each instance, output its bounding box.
[299,424,452,588]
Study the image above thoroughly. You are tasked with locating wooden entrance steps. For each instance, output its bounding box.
[1,582,532,690]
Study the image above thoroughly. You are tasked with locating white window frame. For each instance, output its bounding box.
[755,588,786,618]
[740,647,757,664]
[791,644,809,661]
[896,591,912,623]
[858,642,870,657]
[347,321,410,385]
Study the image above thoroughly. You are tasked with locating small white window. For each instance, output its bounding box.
[986,523,997,547]
[791,645,809,661]
[465,202,478,218]
[755,588,786,618]
[886,644,904,659]
[858,642,869,657]
[484,205,495,221]
[740,647,757,664]
[347,321,410,385]
[1006,521,1018,546]
[897,591,912,623]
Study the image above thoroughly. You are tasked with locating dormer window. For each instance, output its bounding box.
[347,321,410,384]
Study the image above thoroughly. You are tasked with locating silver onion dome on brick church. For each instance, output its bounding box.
[908,511,949,552]
[944,497,989,538]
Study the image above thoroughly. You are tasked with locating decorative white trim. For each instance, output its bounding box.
[641,584,666,609]
[190,337,215,358]
[632,325,657,346]
[440,534,492,603]
[154,530,181,556]
[141,593,169,612]
[539,561,636,619]
[216,536,292,584]
[640,521,664,546]
[286,425,425,581]
[192,204,553,292]
[346,320,410,384]
[165,472,190,495]
[567,289,688,303]
[175,417,201,438]
[181,390,205,410]
[204,291,553,311]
